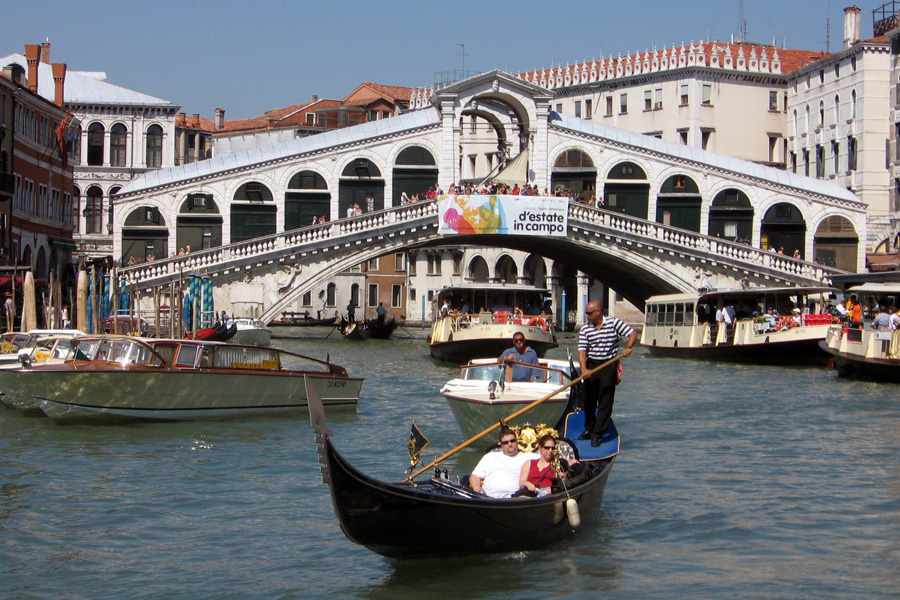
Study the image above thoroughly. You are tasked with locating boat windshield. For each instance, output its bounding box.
[460,363,566,385]
[68,338,161,366]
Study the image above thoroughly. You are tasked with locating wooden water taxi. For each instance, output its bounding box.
[13,335,363,423]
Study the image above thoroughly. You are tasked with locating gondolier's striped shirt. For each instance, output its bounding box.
[578,317,634,362]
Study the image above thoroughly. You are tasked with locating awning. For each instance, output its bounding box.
[492,149,530,186]
[50,238,77,250]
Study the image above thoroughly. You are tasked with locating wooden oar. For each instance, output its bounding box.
[405,351,624,482]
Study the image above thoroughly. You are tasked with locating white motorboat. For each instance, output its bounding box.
[226,318,272,346]
[12,335,363,424]
[440,357,575,441]
[640,286,837,365]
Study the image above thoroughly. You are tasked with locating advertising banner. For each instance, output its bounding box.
[437,195,568,237]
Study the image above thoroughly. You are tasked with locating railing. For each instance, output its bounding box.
[120,197,841,290]
[119,200,439,285]
[567,203,842,283]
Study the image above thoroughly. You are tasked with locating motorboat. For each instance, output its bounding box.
[440,357,576,441]
[306,374,617,557]
[0,329,82,367]
[13,335,363,424]
[820,324,900,383]
[225,318,272,346]
[426,285,558,362]
[640,286,837,365]
[0,332,84,414]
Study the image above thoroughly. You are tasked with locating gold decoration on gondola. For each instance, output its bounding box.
[511,421,558,453]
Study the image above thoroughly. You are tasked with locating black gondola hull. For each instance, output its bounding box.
[323,437,614,557]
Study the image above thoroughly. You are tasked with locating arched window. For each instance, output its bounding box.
[110,123,127,167]
[804,105,810,135]
[818,101,824,129]
[87,122,104,166]
[851,89,857,119]
[833,95,840,124]
[85,186,103,234]
[146,124,163,168]
[792,109,798,137]
[326,283,336,307]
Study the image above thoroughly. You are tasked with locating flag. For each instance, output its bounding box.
[55,108,73,166]
[408,421,429,464]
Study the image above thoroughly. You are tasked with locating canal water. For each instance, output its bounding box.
[1,328,898,599]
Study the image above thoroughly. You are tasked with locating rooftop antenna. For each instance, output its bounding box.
[826,0,831,52]
[457,43,469,75]
[738,0,747,43]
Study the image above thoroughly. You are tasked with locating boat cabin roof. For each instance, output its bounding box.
[645,286,837,305]
[847,282,900,295]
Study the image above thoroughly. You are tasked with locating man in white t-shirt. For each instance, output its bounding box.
[469,428,538,498]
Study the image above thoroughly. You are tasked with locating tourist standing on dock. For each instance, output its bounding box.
[578,300,637,447]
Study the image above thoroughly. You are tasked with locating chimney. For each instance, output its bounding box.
[24,44,40,94]
[51,63,66,107]
[40,40,51,64]
[176,112,186,127]
[214,108,225,130]
[192,114,200,128]
[844,6,861,50]
[312,95,318,102]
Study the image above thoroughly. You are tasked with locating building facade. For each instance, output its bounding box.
[0,44,75,280]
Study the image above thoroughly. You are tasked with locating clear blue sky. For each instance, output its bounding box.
[6,1,891,120]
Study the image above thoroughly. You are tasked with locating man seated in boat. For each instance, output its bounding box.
[469,427,539,498]
[499,333,540,382]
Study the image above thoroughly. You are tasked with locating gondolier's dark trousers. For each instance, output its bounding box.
[583,358,618,437]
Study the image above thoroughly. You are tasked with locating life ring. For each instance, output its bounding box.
[527,317,547,329]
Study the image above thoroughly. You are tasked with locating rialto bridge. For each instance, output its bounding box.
[112,70,864,323]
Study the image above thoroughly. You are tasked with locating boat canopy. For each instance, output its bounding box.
[847,283,900,295]
[645,286,838,305]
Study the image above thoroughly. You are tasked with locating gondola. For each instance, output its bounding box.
[305,365,618,558]
[364,316,397,340]
[186,322,237,342]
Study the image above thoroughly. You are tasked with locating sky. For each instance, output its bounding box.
[5,1,894,120]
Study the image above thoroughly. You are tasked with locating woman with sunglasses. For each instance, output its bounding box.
[518,434,566,497]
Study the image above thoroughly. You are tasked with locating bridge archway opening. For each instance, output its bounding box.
[495,254,518,283]
[522,254,547,288]
[177,193,222,252]
[231,181,275,242]
[813,215,858,270]
[123,206,168,262]
[552,149,596,201]
[340,158,384,214]
[286,170,330,228]
[709,189,753,244]
[657,175,701,232]
[392,147,437,205]
[604,162,649,218]
[761,202,805,254]
[467,255,489,281]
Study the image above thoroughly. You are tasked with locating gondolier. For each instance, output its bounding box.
[578,300,636,447]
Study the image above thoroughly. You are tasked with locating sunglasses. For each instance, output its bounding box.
[513,338,525,343]
[500,439,517,445]
[542,445,556,450]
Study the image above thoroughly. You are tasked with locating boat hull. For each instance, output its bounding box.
[644,336,830,366]
[15,369,362,424]
[443,391,568,441]
[323,437,613,557]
